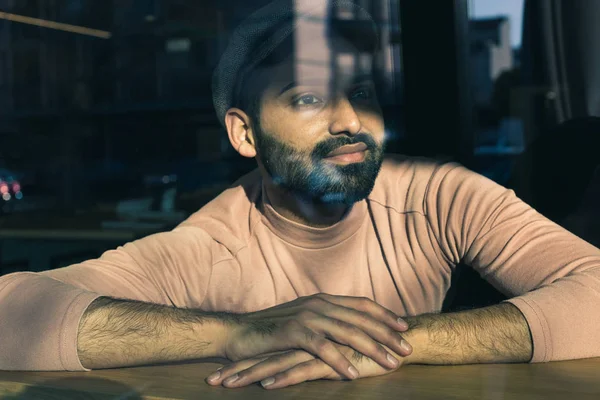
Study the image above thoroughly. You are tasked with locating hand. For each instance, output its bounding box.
[207,343,404,389]
[221,293,412,380]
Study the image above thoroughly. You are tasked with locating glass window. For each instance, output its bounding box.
[0,0,404,272]
[469,0,525,159]
[468,0,599,246]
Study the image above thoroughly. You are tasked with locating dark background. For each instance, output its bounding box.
[0,0,598,311]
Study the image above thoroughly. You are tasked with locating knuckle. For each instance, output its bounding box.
[274,369,291,382]
[284,319,302,333]
[376,343,389,357]
[354,325,372,340]
[235,370,248,381]
[316,293,335,304]
[297,309,317,321]
[218,366,233,376]
[349,310,376,331]
[331,318,351,329]
[283,350,307,361]
[377,325,397,343]
[314,338,332,353]
[360,298,377,312]
[306,297,327,309]
[339,321,363,338]
[364,311,390,333]
[353,312,395,339]
[288,363,308,379]
[302,328,318,343]
[385,326,401,341]
[354,310,372,326]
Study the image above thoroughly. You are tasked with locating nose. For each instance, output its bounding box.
[328,96,362,136]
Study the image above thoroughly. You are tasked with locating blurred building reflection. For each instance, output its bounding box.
[469,14,525,178]
[0,0,228,113]
[469,17,514,106]
[0,0,236,210]
[0,0,402,211]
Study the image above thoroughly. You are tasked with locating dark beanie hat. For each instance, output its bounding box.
[212,0,378,127]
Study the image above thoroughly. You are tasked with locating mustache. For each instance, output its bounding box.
[312,133,378,159]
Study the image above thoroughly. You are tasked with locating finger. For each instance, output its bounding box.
[302,315,401,370]
[221,351,315,388]
[205,356,267,386]
[285,323,359,380]
[301,305,413,360]
[333,306,413,357]
[261,359,336,389]
[316,294,409,331]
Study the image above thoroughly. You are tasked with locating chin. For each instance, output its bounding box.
[316,186,375,205]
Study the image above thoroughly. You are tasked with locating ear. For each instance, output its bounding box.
[224,108,257,158]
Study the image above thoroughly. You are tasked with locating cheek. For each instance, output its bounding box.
[262,111,325,149]
[360,114,386,141]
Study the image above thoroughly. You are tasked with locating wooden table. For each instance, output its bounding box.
[0,358,598,399]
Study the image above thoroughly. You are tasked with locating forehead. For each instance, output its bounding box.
[257,36,375,93]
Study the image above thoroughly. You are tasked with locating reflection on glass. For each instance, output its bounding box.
[0,0,403,270]
[469,0,525,158]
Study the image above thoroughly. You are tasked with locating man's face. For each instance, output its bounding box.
[249,48,387,205]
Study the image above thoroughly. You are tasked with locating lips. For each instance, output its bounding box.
[326,142,368,157]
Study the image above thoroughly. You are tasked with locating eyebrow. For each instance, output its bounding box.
[278,73,374,96]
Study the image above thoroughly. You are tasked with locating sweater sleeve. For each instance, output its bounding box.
[0,226,215,371]
[424,163,600,363]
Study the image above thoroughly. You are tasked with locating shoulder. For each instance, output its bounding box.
[368,154,453,214]
[177,168,263,256]
[370,155,509,215]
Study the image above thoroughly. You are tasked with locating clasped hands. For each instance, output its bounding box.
[206,293,413,390]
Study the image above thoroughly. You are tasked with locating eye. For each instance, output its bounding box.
[292,94,323,107]
[350,87,373,101]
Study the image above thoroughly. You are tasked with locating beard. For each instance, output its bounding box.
[253,124,386,206]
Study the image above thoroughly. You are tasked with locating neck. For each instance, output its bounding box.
[263,178,351,228]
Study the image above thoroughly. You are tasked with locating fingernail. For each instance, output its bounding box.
[207,371,221,382]
[387,353,399,367]
[216,366,224,371]
[223,374,239,385]
[400,339,413,353]
[261,377,275,387]
[348,366,359,379]
[397,318,409,330]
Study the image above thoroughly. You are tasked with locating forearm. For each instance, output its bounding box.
[78,297,237,369]
[401,303,533,365]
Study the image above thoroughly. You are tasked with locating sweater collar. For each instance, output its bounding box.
[259,180,368,249]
